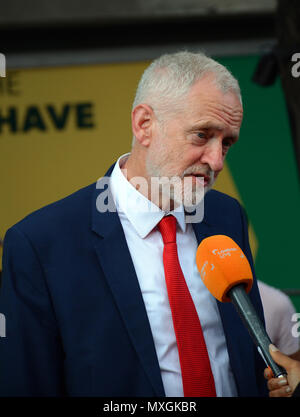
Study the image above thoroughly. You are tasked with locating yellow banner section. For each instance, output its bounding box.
[0,61,256,267]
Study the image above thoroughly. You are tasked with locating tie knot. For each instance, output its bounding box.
[158,215,177,244]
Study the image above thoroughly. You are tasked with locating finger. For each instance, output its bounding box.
[269,385,292,398]
[264,366,274,380]
[269,344,293,369]
[267,377,288,391]
[264,368,272,380]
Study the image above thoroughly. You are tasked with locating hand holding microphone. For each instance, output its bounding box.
[265,345,300,397]
[196,235,286,379]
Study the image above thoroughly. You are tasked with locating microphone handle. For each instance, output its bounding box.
[227,284,286,378]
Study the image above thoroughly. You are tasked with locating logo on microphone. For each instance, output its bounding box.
[199,260,215,279]
[212,247,237,259]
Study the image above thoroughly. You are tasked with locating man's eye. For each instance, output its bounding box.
[197,132,206,139]
[222,140,233,155]
[223,139,232,148]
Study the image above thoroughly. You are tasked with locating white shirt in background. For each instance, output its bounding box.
[258,280,299,355]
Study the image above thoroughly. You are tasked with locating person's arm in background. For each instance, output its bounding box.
[264,344,300,397]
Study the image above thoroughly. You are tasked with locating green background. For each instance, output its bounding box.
[217,54,300,312]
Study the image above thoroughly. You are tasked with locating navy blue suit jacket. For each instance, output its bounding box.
[0,164,268,397]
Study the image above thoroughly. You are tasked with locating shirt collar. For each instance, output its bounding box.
[110,153,186,238]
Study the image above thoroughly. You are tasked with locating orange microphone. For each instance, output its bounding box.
[196,235,286,378]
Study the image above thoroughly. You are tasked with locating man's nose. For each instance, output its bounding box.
[201,140,224,173]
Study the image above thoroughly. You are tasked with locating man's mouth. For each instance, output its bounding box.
[184,173,210,186]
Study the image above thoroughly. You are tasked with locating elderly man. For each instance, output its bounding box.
[0,51,267,397]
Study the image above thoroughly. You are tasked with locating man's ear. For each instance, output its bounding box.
[131,104,155,147]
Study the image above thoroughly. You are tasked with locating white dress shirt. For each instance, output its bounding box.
[109,153,238,397]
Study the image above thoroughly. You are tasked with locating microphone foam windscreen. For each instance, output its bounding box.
[196,235,253,302]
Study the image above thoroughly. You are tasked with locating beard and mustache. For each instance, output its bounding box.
[145,158,215,212]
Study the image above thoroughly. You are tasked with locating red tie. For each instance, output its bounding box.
[158,215,216,397]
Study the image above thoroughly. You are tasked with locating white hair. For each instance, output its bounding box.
[131,50,242,145]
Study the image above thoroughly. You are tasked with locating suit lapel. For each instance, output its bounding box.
[91,175,165,396]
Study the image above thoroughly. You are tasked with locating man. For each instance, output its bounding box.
[0,51,268,397]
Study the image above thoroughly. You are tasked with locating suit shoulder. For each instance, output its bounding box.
[7,182,96,241]
[206,189,241,212]
[203,189,248,234]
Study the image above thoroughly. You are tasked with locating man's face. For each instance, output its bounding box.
[145,75,243,209]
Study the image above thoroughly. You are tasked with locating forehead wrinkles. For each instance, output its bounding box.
[204,100,243,129]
